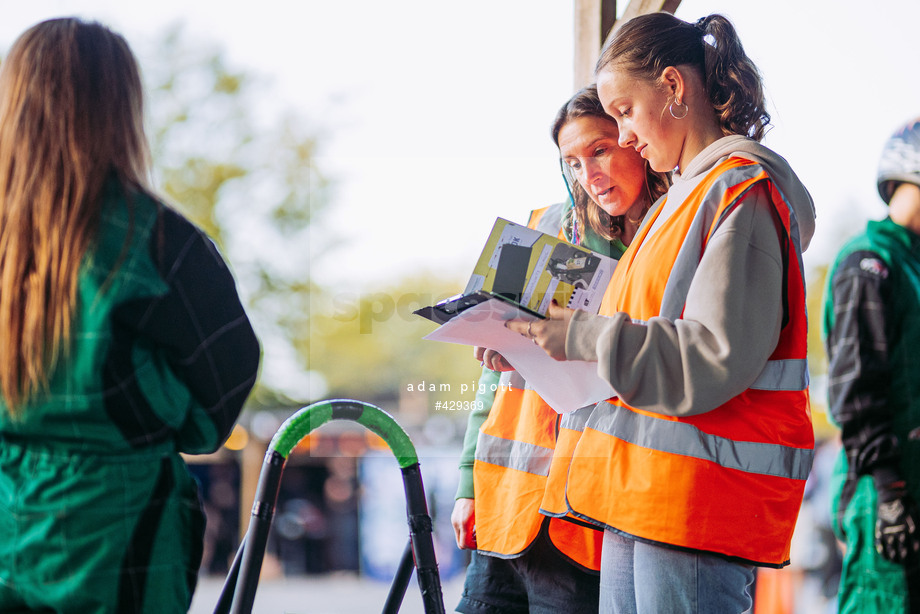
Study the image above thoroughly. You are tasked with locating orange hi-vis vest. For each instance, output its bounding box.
[473,204,603,571]
[540,405,592,520]
[563,157,815,568]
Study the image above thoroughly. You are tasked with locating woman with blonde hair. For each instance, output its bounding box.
[452,84,669,614]
[0,18,260,613]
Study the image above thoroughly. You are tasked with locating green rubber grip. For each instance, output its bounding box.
[268,399,419,468]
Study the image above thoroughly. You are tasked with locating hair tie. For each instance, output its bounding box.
[694,17,717,47]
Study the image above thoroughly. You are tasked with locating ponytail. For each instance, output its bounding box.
[596,12,770,141]
[696,15,770,141]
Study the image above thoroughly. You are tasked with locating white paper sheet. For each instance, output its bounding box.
[422,298,616,414]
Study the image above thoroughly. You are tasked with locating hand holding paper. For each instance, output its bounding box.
[505,301,573,361]
[415,217,617,413]
[474,346,514,371]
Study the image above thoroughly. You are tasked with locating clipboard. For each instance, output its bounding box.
[414,216,618,413]
[413,290,544,326]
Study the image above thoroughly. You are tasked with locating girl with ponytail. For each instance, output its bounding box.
[508,12,817,612]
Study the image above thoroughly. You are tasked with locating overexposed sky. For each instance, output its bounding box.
[1,0,918,293]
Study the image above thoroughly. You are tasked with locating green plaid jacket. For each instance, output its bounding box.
[0,179,260,613]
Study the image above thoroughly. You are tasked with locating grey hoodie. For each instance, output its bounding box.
[565,135,816,416]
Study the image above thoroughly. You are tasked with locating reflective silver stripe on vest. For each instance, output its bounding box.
[475,431,553,477]
[589,404,814,481]
[654,161,810,393]
[559,404,594,431]
[499,370,526,390]
[751,358,809,391]
[659,163,768,321]
[706,169,808,292]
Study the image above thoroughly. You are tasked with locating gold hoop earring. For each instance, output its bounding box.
[669,98,689,120]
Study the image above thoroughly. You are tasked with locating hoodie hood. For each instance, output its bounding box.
[678,135,816,251]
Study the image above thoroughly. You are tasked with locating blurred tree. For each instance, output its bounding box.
[141,26,482,416]
[806,265,829,376]
[806,264,835,438]
[310,273,485,413]
[142,25,330,406]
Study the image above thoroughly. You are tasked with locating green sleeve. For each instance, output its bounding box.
[455,366,501,499]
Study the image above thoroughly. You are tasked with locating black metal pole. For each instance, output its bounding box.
[381,539,415,614]
[212,533,247,614]
[229,450,286,614]
[401,463,445,614]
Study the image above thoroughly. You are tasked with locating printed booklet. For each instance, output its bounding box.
[415,217,615,323]
[415,217,618,413]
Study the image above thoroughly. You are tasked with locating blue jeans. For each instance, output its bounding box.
[600,530,754,614]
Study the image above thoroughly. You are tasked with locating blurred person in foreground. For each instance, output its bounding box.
[0,18,260,613]
[824,118,920,614]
